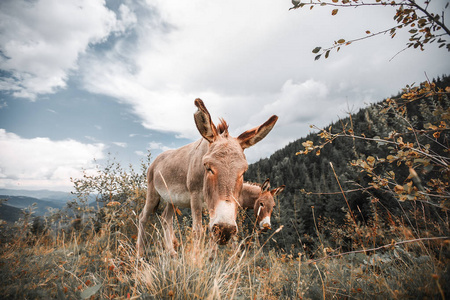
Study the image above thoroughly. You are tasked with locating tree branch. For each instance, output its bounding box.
[408,0,450,36]
[308,236,450,264]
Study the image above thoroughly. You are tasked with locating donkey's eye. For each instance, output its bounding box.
[259,202,265,207]
[206,166,214,174]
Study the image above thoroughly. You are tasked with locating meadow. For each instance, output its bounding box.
[0,194,448,299]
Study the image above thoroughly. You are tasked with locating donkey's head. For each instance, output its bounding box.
[254,179,285,231]
[194,98,278,245]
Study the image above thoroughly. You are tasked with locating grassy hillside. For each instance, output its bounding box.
[0,216,447,299]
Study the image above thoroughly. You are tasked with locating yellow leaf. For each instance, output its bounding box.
[366,156,376,168]
[332,9,338,16]
[387,155,397,162]
[302,140,314,149]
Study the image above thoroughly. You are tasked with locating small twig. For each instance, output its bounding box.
[330,162,369,250]
[307,236,450,264]
[311,206,323,247]
[290,1,403,9]
[330,162,358,226]
[340,133,449,168]
[313,262,326,300]
[302,186,375,195]
[248,225,284,262]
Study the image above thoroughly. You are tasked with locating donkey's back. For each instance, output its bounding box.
[147,139,208,208]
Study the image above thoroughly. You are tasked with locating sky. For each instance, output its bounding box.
[0,0,449,192]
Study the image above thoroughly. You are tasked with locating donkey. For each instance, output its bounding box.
[240,179,285,231]
[137,99,278,256]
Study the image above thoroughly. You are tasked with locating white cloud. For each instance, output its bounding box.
[135,150,146,157]
[148,141,173,152]
[0,0,136,99]
[0,129,105,191]
[113,142,127,148]
[76,0,448,147]
[2,0,449,169]
[85,136,100,142]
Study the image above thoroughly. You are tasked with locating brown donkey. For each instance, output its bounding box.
[137,99,278,256]
[240,179,285,231]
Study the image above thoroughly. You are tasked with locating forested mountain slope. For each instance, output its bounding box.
[245,76,450,253]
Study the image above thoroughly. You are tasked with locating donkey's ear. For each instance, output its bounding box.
[194,98,218,143]
[271,185,285,197]
[261,178,271,192]
[237,115,278,149]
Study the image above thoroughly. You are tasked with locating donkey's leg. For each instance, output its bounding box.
[190,193,204,252]
[137,181,160,257]
[190,193,204,240]
[161,203,177,256]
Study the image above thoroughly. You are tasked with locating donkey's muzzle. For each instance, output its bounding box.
[259,216,271,232]
[261,223,271,232]
[212,223,237,245]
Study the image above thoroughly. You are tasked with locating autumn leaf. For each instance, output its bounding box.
[302,140,314,149]
[394,185,404,193]
[387,155,397,162]
[366,156,376,167]
[107,201,121,207]
[332,9,338,16]
[312,46,322,53]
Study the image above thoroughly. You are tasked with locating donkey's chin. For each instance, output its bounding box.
[212,223,237,245]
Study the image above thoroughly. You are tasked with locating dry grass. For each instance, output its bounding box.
[0,208,449,300]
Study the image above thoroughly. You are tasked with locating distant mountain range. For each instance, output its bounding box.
[0,188,75,223]
[0,204,22,224]
[0,188,71,201]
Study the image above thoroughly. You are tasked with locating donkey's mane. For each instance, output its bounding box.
[217,118,229,135]
[244,181,262,187]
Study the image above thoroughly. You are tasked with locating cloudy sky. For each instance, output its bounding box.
[0,0,448,192]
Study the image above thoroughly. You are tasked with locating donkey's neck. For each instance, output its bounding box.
[240,183,261,209]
